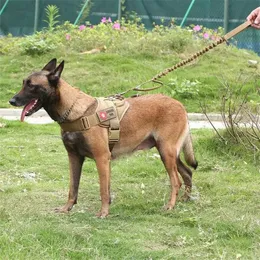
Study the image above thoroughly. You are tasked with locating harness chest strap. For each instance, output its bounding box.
[59,97,129,144]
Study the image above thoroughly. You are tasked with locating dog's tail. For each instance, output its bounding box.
[182,130,198,170]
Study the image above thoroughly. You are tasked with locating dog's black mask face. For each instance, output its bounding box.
[9,58,64,121]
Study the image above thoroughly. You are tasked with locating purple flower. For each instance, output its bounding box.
[65,34,71,40]
[203,32,209,39]
[113,22,120,30]
[79,25,86,31]
[101,17,107,23]
[107,17,112,23]
[193,25,201,32]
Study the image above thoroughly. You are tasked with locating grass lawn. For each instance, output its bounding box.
[0,20,259,259]
[0,119,259,259]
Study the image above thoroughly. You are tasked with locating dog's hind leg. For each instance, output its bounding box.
[56,152,84,213]
[177,158,192,201]
[95,153,111,218]
[158,144,182,210]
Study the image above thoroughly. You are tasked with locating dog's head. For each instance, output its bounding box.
[9,58,64,121]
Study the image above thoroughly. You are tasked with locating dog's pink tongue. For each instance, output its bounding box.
[20,99,37,122]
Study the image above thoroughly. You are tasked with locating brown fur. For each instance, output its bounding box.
[9,59,198,217]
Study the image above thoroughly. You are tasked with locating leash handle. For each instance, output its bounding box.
[224,20,252,40]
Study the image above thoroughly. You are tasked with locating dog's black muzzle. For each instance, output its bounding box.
[9,94,29,107]
[9,97,19,107]
[9,95,25,107]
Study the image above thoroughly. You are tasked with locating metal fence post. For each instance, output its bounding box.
[224,0,229,33]
[180,0,196,27]
[118,0,121,20]
[34,0,39,33]
[0,0,10,16]
[74,0,89,25]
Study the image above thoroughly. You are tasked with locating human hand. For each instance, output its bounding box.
[247,7,260,29]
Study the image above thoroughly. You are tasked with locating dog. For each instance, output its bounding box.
[9,58,198,217]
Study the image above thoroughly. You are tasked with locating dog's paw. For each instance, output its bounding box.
[54,208,68,213]
[181,186,192,202]
[54,206,71,213]
[164,204,174,211]
[180,194,191,202]
[96,210,109,218]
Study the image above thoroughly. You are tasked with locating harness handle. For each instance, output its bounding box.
[133,79,163,91]
[118,79,163,96]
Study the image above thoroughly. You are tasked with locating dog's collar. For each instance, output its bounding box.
[56,91,81,124]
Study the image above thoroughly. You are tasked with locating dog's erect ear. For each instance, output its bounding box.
[42,58,57,71]
[52,60,64,78]
[47,60,65,87]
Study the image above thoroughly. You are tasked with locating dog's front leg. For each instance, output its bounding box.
[56,152,84,213]
[95,154,111,218]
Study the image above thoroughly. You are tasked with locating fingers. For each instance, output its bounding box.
[251,23,260,29]
[247,7,260,28]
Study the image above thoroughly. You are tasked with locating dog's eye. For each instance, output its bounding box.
[28,84,41,90]
[25,79,31,86]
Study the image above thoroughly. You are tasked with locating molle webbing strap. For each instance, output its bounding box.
[59,113,99,132]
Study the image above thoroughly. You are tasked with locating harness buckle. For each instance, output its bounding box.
[81,117,90,130]
[109,128,120,143]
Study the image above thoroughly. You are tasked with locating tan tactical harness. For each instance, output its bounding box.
[59,97,129,146]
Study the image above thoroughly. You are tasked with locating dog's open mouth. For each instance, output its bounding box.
[21,99,42,122]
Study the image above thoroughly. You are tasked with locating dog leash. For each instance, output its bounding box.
[115,20,252,97]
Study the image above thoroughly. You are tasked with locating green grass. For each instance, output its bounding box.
[0,119,259,259]
[0,23,259,259]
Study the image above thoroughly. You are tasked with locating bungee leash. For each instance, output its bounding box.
[114,20,252,97]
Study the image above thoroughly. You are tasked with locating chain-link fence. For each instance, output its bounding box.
[0,0,260,53]
[122,0,260,53]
